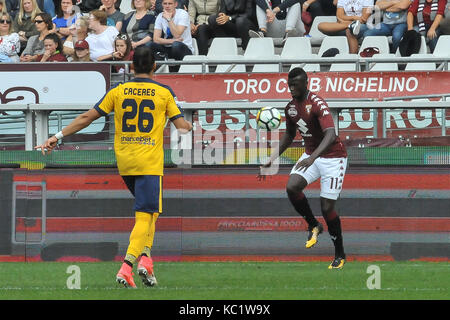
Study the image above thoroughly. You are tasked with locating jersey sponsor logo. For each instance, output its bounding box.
[296,118,309,134]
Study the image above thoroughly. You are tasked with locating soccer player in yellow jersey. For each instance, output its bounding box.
[35,47,193,288]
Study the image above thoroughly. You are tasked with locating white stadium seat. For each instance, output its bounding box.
[178,55,209,73]
[207,38,239,58]
[329,53,359,71]
[318,36,349,56]
[433,35,450,57]
[405,54,436,71]
[359,36,390,55]
[214,55,247,73]
[308,15,337,46]
[369,54,398,71]
[252,55,281,73]
[244,38,275,58]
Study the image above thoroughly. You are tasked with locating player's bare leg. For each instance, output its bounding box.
[286,174,323,248]
[321,197,346,269]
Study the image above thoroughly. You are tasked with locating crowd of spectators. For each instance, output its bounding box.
[0,0,449,67]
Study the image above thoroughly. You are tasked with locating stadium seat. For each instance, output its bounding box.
[369,53,398,71]
[289,53,321,72]
[244,38,275,58]
[318,36,349,57]
[432,35,450,57]
[214,55,247,73]
[359,36,390,55]
[405,54,436,71]
[329,53,358,71]
[395,36,428,56]
[191,38,199,55]
[252,55,282,72]
[281,37,312,57]
[207,37,239,58]
[281,37,313,70]
[178,55,209,73]
[308,16,337,46]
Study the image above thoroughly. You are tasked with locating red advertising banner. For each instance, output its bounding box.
[153,71,450,101]
[154,71,450,139]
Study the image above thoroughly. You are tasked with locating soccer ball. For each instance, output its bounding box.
[256,107,281,130]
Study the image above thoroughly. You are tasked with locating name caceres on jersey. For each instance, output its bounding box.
[285,91,347,158]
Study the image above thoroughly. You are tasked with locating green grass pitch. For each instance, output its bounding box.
[0,261,448,300]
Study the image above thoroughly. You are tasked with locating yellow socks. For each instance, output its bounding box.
[124,211,160,265]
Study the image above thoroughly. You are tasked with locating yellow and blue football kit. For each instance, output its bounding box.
[94,77,182,262]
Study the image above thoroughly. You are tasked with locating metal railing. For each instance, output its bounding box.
[1,98,449,150]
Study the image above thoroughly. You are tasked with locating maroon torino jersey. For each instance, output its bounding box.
[285,91,347,158]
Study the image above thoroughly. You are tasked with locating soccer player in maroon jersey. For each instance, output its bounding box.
[261,67,347,269]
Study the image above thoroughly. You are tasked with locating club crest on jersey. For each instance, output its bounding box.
[305,104,312,114]
[287,106,297,117]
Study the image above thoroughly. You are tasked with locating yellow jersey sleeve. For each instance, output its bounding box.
[93,84,119,116]
[166,93,183,121]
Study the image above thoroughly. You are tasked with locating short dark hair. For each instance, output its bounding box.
[288,67,308,83]
[36,12,53,31]
[133,46,156,74]
[44,33,63,52]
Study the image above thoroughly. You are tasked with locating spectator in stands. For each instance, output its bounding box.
[35,32,67,61]
[151,0,193,65]
[250,0,301,43]
[53,0,82,41]
[12,0,41,52]
[318,0,372,37]
[85,9,118,61]
[155,0,188,14]
[355,0,410,53]
[77,0,121,13]
[121,0,156,49]
[301,0,337,35]
[188,0,219,55]
[0,12,20,61]
[36,0,55,17]
[19,11,51,61]
[0,0,5,15]
[71,38,91,60]
[208,0,257,51]
[5,0,19,20]
[112,32,134,73]
[100,0,124,30]
[62,14,88,55]
[407,0,447,53]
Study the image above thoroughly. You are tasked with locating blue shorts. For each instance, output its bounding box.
[122,175,162,214]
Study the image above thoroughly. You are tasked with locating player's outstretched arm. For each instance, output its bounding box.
[171,117,193,134]
[35,108,102,155]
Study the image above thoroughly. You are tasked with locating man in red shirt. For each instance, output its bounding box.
[407,0,447,52]
[261,67,347,269]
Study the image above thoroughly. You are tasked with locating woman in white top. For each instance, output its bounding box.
[85,9,118,61]
[0,12,20,62]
